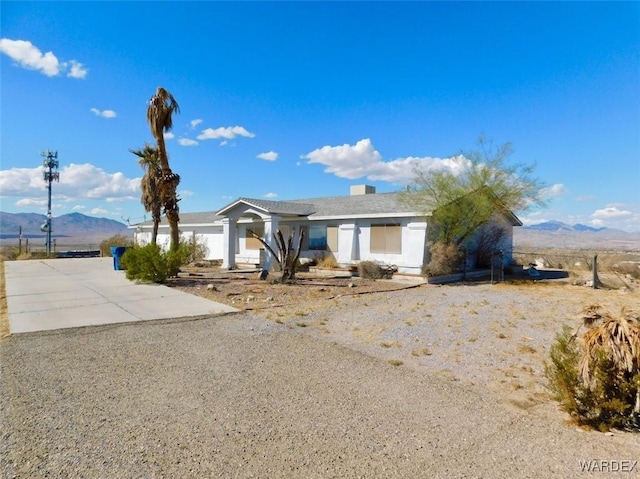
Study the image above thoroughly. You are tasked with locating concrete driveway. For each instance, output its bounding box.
[4,257,237,334]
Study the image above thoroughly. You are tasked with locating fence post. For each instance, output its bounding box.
[592,254,599,289]
[462,247,467,281]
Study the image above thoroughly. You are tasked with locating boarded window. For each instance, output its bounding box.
[246,226,264,250]
[327,226,338,253]
[370,224,401,254]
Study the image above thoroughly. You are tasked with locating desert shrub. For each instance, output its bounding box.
[545,307,640,431]
[0,246,19,261]
[122,242,190,283]
[182,235,209,264]
[358,261,384,280]
[100,234,134,257]
[613,262,640,280]
[424,241,463,276]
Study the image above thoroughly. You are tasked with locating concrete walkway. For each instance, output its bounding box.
[4,257,238,334]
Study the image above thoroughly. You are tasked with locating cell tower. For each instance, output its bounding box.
[41,150,60,257]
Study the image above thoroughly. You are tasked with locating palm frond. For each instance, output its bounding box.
[578,306,640,386]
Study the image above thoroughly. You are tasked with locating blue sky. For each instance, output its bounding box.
[1,1,639,231]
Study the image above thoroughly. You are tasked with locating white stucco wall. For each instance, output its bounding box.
[134,216,430,274]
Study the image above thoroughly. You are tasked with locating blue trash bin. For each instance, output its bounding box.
[110,246,127,270]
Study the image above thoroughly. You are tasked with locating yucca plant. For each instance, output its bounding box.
[546,304,640,431]
[248,228,305,283]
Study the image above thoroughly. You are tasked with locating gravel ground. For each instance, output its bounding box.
[2,280,640,478]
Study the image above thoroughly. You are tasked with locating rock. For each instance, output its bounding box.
[264,296,274,302]
[206,284,217,291]
[246,295,255,303]
[348,282,355,288]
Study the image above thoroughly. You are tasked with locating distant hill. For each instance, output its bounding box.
[0,212,128,239]
[522,221,607,233]
[516,221,640,251]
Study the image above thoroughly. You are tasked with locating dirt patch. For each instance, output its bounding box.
[167,267,420,320]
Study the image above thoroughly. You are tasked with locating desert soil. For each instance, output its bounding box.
[169,267,640,416]
[2,264,639,478]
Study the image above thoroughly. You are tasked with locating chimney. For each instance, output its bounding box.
[350,185,376,195]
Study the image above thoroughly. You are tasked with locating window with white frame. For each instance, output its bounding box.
[308,225,338,252]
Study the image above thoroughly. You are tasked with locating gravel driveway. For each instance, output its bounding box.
[2,284,639,478]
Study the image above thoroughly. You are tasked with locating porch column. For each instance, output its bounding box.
[221,218,237,269]
[262,215,280,273]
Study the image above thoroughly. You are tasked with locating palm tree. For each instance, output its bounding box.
[130,144,161,245]
[146,87,181,251]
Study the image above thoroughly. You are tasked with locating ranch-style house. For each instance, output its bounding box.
[131,185,522,275]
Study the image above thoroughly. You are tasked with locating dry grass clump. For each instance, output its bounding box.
[358,261,385,280]
[316,253,338,269]
[411,347,432,357]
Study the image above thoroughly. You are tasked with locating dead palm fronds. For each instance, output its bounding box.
[578,305,640,415]
[130,144,162,245]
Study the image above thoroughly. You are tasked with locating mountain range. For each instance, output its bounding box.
[522,221,612,233]
[1,212,638,251]
[516,221,639,250]
[0,212,128,239]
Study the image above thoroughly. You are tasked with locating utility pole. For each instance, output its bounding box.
[41,150,60,258]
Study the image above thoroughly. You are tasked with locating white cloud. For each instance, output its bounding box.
[179,189,194,198]
[164,132,175,140]
[15,198,47,208]
[257,151,278,161]
[591,205,632,220]
[541,183,567,197]
[90,108,117,118]
[302,138,470,184]
[196,126,255,140]
[0,38,87,78]
[190,119,203,128]
[91,207,108,215]
[178,138,198,146]
[0,38,60,76]
[72,205,85,210]
[66,60,88,78]
[0,163,139,204]
[264,192,278,199]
